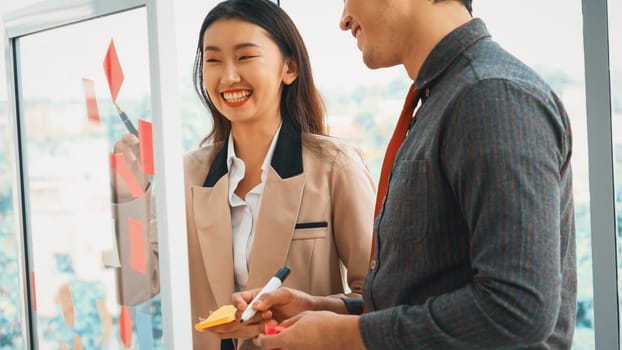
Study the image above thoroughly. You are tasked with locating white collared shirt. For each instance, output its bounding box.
[226,127,280,291]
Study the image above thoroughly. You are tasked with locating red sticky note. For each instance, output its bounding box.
[81,78,100,124]
[103,39,124,102]
[31,271,37,312]
[128,218,146,275]
[120,305,133,349]
[110,153,145,198]
[264,324,286,350]
[138,120,154,176]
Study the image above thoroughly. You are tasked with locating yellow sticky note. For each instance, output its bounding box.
[194,304,238,330]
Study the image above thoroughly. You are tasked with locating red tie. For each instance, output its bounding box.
[371,83,421,260]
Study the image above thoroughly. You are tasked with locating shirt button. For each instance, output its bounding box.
[369,259,377,270]
[425,88,431,97]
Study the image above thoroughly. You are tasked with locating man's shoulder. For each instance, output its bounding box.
[463,38,552,96]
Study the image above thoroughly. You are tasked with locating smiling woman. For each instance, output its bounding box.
[200,18,297,131]
[110,0,375,349]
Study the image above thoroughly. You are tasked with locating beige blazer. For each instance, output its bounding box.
[185,130,375,349]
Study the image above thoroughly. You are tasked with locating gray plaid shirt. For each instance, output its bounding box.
[360,18,576,349]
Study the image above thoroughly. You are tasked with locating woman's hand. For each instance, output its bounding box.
[201,307,275,340]
[231,287,317,323]
[111,133,150,201]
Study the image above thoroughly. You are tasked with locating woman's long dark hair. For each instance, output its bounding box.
[193,0,326,146]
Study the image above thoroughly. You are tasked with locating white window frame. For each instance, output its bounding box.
[3,0,191,348]
[582,0,620,348]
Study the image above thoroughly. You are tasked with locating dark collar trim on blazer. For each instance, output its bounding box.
[202,139,228,187]
[202,126,303,187]
[271,126,303,179]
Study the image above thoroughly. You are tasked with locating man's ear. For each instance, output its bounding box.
[282,57,299,85]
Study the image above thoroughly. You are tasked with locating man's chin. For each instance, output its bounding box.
[362,54,381,69]
[362,55,395,70]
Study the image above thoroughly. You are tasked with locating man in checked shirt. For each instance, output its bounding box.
[232,0,577,348]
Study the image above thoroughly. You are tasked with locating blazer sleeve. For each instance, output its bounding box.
[111,187,160,306]
[329,145,376,296]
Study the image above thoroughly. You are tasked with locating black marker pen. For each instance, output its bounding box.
[115,102,138,136]
[240,266,291,323]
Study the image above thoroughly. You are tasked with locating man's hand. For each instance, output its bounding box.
[253,311,366,350]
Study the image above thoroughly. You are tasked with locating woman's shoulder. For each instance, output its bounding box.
[183,141,224,175]
[302,133,366,167]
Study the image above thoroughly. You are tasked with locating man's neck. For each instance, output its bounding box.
[403,4,472,80]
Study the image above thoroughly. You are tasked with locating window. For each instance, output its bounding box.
[9,7,164,349]
[0,1,45,347]
[608,0,622,345]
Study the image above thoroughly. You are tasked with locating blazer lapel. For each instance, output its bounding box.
[247,169,305,289]
[192,180,234,307]
[247,127,305,289]
[193,143,235,307]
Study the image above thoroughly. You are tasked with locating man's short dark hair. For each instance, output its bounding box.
[433,0,473,15]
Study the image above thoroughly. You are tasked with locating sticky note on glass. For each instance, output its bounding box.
[31,271,37,312]
[194,304,237,330]
[110,152,146,198]
[128,218,146,275]
[120,305,133,348]
[103,38,124,102]
[81,78,100,124]
[138,119,154,176]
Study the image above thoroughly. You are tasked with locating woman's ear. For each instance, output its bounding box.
[282,57,298,85]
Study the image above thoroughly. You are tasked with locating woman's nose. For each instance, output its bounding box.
[221,61,241,84]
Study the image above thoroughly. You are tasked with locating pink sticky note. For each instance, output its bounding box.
[103,39,124,102]
[81,78,100,124]
[138,120,154,176]
[264,324,287,350]
[128,218,146,275]
[31,271,37,312]
[120,305,133,349]
[110,153,145,198]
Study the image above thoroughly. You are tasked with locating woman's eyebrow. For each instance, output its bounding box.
[204,42,262,52]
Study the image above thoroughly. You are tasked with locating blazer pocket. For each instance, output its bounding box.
[292,225,328,240]
[295,221,328,229]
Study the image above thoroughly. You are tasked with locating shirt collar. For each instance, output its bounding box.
[203,122,303,187]
[226,123,282,183]
[415,18,491,92]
